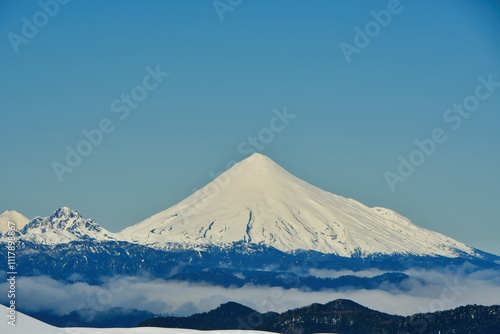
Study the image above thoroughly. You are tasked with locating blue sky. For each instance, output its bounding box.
[1,0,499,255]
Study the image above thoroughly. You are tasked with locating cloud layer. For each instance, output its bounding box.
[1,264,500,319]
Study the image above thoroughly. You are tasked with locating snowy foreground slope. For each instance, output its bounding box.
[0,306,289,334]
[121,153,478,258]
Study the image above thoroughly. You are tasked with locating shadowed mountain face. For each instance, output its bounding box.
[140,299,500,334]
[140,301,278,330]
[262,299,402,334]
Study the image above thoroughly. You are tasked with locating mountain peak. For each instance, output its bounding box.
[5,208,123,245]
[0,210,30,234]
[228,153,284,179]
[121,155,479,258]
[209,153,309,207]
[212,302,256,315]
[325,299,368,310]
[241,153,276,165]
[51,206,81,220]
[2,210,19,215]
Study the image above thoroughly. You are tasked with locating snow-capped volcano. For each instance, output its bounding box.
[9,207,123,244]
[121,153,479,258]
[0,210,29,235]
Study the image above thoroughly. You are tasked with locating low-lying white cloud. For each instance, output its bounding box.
[308,268,391,279]
[1,265,499,319]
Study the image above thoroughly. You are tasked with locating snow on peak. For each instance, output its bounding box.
[240,152,278,168]
[0,210,29,234]
[3,207,124,245]
[214,153,304,202]
[50,206,81,219]
[121,154,480,258]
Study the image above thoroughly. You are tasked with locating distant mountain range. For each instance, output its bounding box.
[4,153,489,258]
[7,206,123,244]
[1,154,499,280]
[140,299,500,334]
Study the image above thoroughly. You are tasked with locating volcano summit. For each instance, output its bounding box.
[120,153,480,258]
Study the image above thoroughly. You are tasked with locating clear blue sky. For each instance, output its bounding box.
[1,0,499,255]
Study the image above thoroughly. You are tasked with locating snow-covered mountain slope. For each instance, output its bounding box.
[0,305,282,334]
[1,207,124,244]
[120,153,479,258]
[0,210,29,235]
[1,305,66,334]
